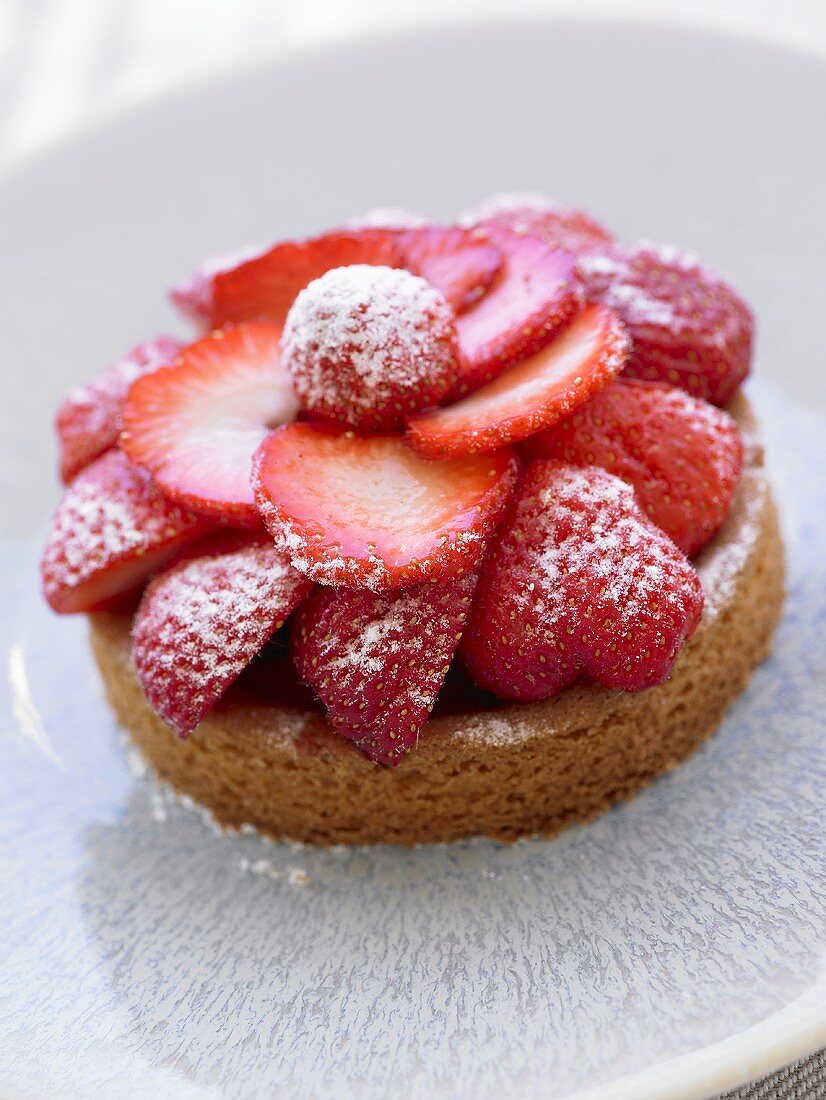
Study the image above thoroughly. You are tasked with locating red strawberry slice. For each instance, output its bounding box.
[132,530,313,737]
[461,461,703,701]
[577,242,754,405]
[461,193,615,254]
[451,225,583,396]
[407,304,629,458]
[252,423,518,591]
[55,336,182,483]
[170,245,265,326]
[291,570,478,766]
[121,321,299,526]
[41,450,213,614]
[208,229,403,328]
[523,378,744,557]
[399,227,503,313]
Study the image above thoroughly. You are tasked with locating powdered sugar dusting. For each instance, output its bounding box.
[282,264,458,429]
[292,571,478,765]
[461,463,704,701]
[56,336,182,481]
[132,535,312,737]
[41,450,207,609]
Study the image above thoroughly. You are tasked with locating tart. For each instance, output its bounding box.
[41,195,784,845]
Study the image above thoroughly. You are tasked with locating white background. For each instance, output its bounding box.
[2,0,826,175]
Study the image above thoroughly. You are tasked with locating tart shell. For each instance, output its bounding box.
[89,394,785,846]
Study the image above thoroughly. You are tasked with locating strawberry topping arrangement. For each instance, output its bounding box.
[41,193,756,767]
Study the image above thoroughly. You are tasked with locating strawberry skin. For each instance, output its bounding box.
[524,378,743,557]
[209,230,403,328]
[56,336,182,483]
[577,242,754,405]
[132,531,313,737]
[41,450,213,614]
[408,303,628,458]
[461,461,704,701]
[121,321,299,526]
[282,264,460,431]
[451,225,583,395]
[252,423,518,592]
[461,193,615,254]
[398,226,503,313]
[170,245,265,326]
[291,570,478,766]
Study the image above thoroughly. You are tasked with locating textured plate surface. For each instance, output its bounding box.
[0,19,825,1100]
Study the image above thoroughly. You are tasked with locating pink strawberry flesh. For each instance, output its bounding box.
[523,378,744,557]
[291,570,479,766]
[41,449,213,614]
[252,423,518,591]
[121,320,299,526]
[461,460,704,701]
[399,226,503,312]
[56,336,182,483]
[577,242,754,405]
[451,225,583,395]
[132,531,313,736]
[407,303,628,458]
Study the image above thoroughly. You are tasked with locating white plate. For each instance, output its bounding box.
[1,19,824,1100]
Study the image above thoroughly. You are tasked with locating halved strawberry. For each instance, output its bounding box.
[121,321,299,526]
[41,450,213,614]
[132,531,313,737]
[399,227,503,313]
[523,378,744,556]
[55,336,182,483]
[291,570,478,766]
[461,461,704,701]
[252,423,518,591]
[408,304,628,458]
[461,193,615,254]
[577,242,754,404]
[170,245,265,326]
[451,225,583,395]
[208,229,403,328]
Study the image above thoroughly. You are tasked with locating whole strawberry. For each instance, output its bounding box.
[282,264,460,431]
[577,242,754,405]
[291,570,478,765]
[461,461,704,701]
[523,378,743,557]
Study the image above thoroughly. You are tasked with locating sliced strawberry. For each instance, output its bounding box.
[524,378,743,556]
[121,321,299,526]
[282,264,460,431]
[398,226,503,313]
[461,461,703,700]
[291,570,478,766]
[252,423,518,591]
[461,193,614,254]
[208,229,403,328]
[41,450,213,614]
[451,225,583,395]
[170,245,265,326]
[408,304,628,458]
[55,336,182,483]
[132,531,313,737]
[577,242,754,404]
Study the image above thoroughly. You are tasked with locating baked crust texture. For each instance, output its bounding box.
[89,395,785,845]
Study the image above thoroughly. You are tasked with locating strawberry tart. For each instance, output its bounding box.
[41,195,784,845]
